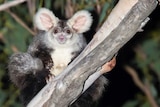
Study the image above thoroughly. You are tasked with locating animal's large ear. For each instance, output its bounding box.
[67,10,93,33]
[34,8,59,31]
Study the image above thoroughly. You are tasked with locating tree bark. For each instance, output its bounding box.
[27,0,158,107]
[0,0,27,11]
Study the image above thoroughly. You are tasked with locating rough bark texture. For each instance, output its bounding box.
[27,0,158,107]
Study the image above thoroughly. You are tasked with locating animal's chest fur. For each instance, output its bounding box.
[50,47,74,76]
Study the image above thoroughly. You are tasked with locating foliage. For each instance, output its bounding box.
[126,27,160,107]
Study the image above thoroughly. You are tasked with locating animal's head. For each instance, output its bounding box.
[34,8,93,45]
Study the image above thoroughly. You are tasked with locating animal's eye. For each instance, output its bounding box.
[65,29,71,34]
[53,28,59,34]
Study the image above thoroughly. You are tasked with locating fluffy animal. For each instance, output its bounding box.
[8,8,107,107]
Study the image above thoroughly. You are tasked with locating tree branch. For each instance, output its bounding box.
[5,9,35,36]
[27,0,158,107]
[0,0,27,11]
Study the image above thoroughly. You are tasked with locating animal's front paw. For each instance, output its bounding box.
[49,64,67,76]
[46,73,55,83]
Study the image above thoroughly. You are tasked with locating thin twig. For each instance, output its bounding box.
[65,0,74,18]
[5,9,35,36]
[0,0,27,11]
[96,0,101,15]
[27,0,36,18]
[124,65,158,107]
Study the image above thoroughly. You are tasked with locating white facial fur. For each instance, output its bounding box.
[34,8,93,76]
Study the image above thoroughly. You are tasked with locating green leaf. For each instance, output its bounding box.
[141,102,151,107]
[0,90,7,106]
[99,2,110,24]
[150,84,158,98]
[153,60,160,74]
[123,100,138,107]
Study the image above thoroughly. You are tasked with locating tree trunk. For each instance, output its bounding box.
[27,0,158,107]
